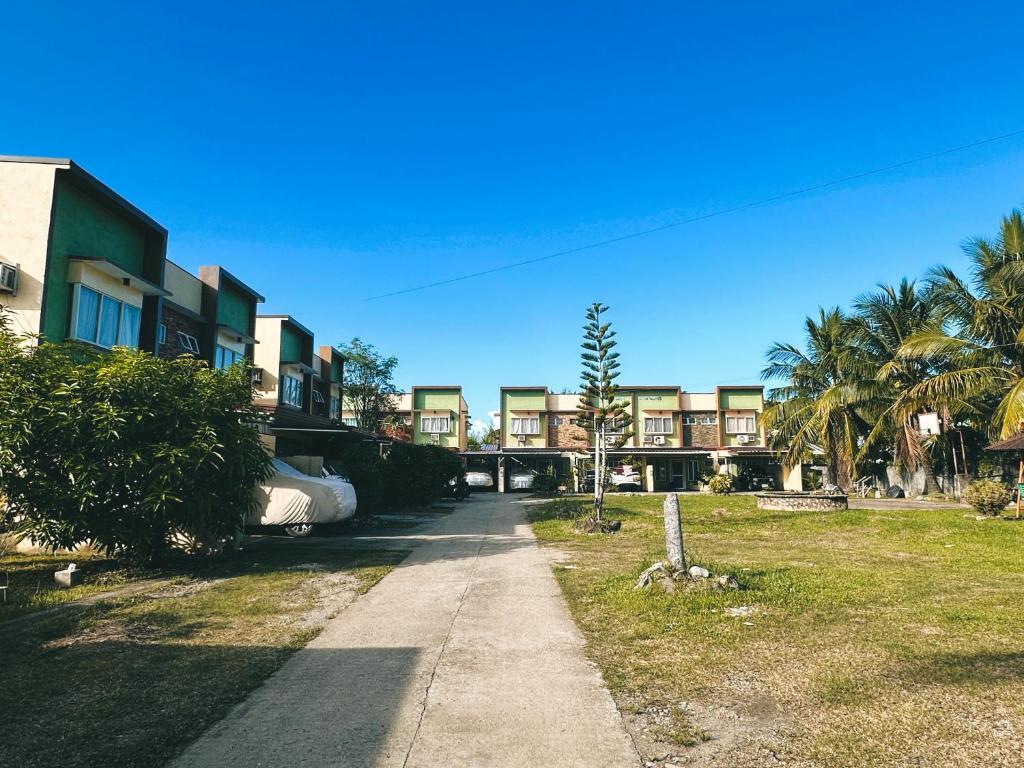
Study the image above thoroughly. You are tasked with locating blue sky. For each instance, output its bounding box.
[4,2,1024,431]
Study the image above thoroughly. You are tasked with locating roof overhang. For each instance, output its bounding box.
[69,256,170,296]
[281,360,318,377]
[217,323,257,346]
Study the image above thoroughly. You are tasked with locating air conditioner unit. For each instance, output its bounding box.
[737,434,755,445]
[430,433,441,444]
[517,434,527,446]
[0,262,19,294]
[653,435,666,445]
[604,436,617,446]
[643,436,653,444]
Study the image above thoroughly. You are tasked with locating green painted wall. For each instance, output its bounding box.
[279,324,305,363]
[413,388,462,448]
[414,389,461,411]
[43,177,149,340]
[330,357,343,383]
[719,388,764,447]
[216,282,253,333]
[719,389,763,410]
[502,389,547,448]
[632,389,681,448]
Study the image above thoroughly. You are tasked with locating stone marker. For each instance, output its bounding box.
[663,493,685,571]
[54,562,82,588]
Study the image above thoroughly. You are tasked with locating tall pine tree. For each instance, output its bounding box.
[576,302,632,525]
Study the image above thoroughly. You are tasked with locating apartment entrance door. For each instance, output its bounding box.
[669,459,685,489]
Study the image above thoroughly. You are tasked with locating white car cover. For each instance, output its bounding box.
[248,459,358,527]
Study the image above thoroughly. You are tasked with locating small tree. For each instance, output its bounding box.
[576,302,631,525]
[338,337,400,433]
[0,316,271,562]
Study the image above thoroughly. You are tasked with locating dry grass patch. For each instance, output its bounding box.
[529,495,1024,767]
[0,544,406,768]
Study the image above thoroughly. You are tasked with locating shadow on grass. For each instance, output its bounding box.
[895,651,1024,686]
[1,638,420,768]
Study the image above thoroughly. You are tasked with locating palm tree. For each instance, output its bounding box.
[761,307,872,489]
[849,279,941,471]
[897,209,1024,440]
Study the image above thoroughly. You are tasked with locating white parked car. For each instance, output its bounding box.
[610,466,642,491]
[248,459,358,537]
[465,471,494,488]
[509,470,536,491]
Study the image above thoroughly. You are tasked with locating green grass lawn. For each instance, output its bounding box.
[529,494,1024,767]
[0,544,406,768]
[0,549,163,621]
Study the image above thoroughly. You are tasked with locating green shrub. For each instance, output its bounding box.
[963,479,1011,516]
[0,316,271,563]
[705,473,734,494]
[332,444,387,515]
[382,442,463,508]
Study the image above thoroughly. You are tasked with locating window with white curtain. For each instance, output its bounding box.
[421,416,450,433]
[71,284,141,349]
[282,375,303,407]
[725,414,757,434]
[643,416,673,434]
[510,416,540,434]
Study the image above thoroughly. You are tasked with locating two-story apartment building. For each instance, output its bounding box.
[0,156,168,351]
[157,261,266,368]
[491,384,773,492]
[340,386,468,451]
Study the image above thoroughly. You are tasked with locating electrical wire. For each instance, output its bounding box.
[365,127,1024,301]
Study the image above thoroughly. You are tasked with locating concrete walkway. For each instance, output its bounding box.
[171,494,640,768]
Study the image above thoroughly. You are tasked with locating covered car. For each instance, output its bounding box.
[509,470,536,490]
[248,458,358,537]
[465,471,494,488]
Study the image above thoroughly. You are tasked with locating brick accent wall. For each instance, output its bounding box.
[548,412,589,449]
[682,412,719,448]
[158,305,206,361]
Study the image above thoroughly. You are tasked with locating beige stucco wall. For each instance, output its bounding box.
[253,317,283,405]
[163,261,203,314]
[215,327,245,355]
[0,160,61,337]
[67,261,145,306]
[681,392,717,410]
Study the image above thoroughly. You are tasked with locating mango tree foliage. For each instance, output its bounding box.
[0,315,271,562]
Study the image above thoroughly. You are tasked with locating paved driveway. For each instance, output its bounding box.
[171,494,640,768]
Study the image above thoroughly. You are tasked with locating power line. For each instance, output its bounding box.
[365,127,1024,301]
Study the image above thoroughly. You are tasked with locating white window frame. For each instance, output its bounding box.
[281,374,303,408]
[643,416,673,434]
[725,414,757,434]
[341,417,358,427]
[311,389,325,405]
[330,396,340,419]
[681,415,697,426]
[158,323,167,345]
[699,415,717,426]
[421,415,451,433]
[178,331,201,355]
[510,416,540,435]
[69,283,142,350]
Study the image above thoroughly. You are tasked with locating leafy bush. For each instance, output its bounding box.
[704,473,734,494]
[963,479,1011,516]
[382,442,463,509]
[332,443,387,515]
[0,317,271,562]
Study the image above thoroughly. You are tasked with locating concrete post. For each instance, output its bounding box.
[645,463,655,493]
[663,493,684,571]
[498,456,506,493]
